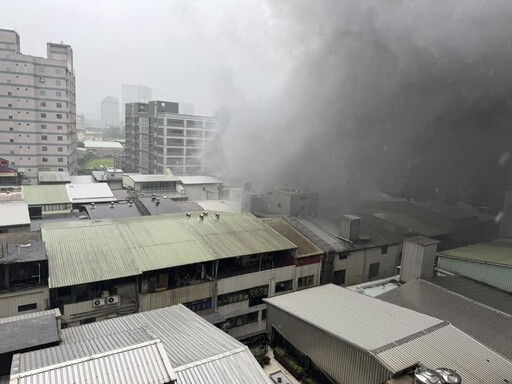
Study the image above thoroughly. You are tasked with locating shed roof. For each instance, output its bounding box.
[0,315,59,355]
[83,140,123,149]
[0,201,30,227]
[437,238,512,267]
[265,284,444,351]
[14,305,271,384]
[377,279,512,360]
[22,185,70,205]
[41,213,297,288]
[37,171,70,183]
[66,183,116,203]
[127,174,180,183]
[178,175,222,185]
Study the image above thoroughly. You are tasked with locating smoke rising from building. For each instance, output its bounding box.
[216,0,512,213]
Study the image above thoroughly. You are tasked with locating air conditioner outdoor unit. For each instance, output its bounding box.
[92,298,105,307]
[106,295,119,305]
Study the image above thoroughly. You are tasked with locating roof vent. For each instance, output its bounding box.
[186,213,191,218]
[151,194,156,201]
[110,201,115,209]
[91,203,95,209]
[203,211,208,217]
[155,198,160,206]
[435,368,461,384]
[199,213,204,221]
[414,367,443,384]
[128,200,133,207]
[215,213,220,219]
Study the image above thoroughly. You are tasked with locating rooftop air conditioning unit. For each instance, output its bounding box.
[106,295,119,305]
[92,298,105,307]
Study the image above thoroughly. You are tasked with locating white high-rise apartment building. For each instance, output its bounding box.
[0,29,77,182]
[121,84,151,119]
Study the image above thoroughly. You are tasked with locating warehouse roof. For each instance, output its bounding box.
[84,201,143,219]
[265,284,444,351]
[437,238,512,267]
[83,140,123,149]
[266,285,512,383]
[377,279,512,360]
[66,183,116,203]
[22,185,70,205]
[37,171,70,184]
[424,276,512,315]
[41,212,297,288]
[0,201,30,227]
[178,175,222,185]
[13,305,271,384]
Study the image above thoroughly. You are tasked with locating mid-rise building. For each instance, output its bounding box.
[100,96,119,127]
[125,101,216,175]
[0,29,77,182]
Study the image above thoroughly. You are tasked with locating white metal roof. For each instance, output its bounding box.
[65,183,116,203]
[14,305,271,384]
[128,174,180,182]
[265,284,444,351]
[10,340,176,384]
[376,325,512,383]
[83,141,123,149]
[37,171,71,183]
[178,175,222,185]
[0,201,30,227]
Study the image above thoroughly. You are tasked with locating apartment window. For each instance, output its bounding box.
[157,118,165,126]
[333,269,346,285]
[58,168,64,171]
[183,298,212,313]
[41,124,47,129]
[186,120,203,128]
[10,150,14,154]
[56,80,62,85]
[56,114,62,119]
[42,135,47,141]
[298,275,315,289]
[8,103,12,108]
[41,113,46,118]
[381,245,388,255]
[56,91,62,97]
[7,91,12,96]
[39,77,45,83]
[58,147,63,152]
[226,311,259,328]
[40,101,46,107]
[369,263,380,280]
[9,139,13,143]
[18,303,37,312]
[42,146,47,152]
[57,136,63,141]
[275,279,293,293]
[57,125,63,130]
[39,90,46,95]
[58,158,63,163]
[56,102,62,108]
[167,119,184,127]
[37,66,45,73]
[9,127,13,131]
[8,115,12,120]
[55,68,62,74]
[42,157,48,162]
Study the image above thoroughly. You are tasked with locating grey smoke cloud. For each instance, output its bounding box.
[217,0,512,211]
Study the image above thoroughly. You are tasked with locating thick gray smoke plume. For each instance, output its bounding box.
[213,0,512,213]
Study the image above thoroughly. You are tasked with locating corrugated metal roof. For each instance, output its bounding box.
[262,218,323,258]
[0,192,23,201]
[83,140,123,149]
[66,183,116,203]
[377,279,512,360]
[127,174,180,182]
[0,202,30,227]
[376,325,512,383]
[438,238,512,266]
[178,176,222,185]
[41,213,297,288]
[425,276,512,315]
[22,185,70,205]
[0,309,60,325]
[31,304,272,384]
[10,340,176,384]
[264,284,444,351]
[196,200,241,213]
[175,201,205,212]
[37,171,70,183]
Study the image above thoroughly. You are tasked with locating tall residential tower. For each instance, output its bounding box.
[0,29,77,183]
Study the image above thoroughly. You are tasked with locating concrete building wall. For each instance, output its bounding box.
[0,287,49,318]
[400,241,437,283]
[139,281,214,312]
[183,183,220,201]
[266,303,391,384]
[0,29,77,182]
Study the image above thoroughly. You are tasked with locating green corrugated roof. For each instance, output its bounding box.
[22,185,71,205]
[438,238,512,267]
[41,213,297,288]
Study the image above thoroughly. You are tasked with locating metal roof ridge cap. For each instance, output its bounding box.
[421,279,512,318]
[172,346,248,372]
[437,252,511,267]
[11,338,165,379]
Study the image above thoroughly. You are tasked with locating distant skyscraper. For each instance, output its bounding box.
[76,114,85,131]
[121,84,152,120]
[0,29,77,182]
[100,96,120,127]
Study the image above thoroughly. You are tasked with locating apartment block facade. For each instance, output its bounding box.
[125,101,216,175]
[0,29,77,183]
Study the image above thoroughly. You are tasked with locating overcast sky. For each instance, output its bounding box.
[3,0,290,117]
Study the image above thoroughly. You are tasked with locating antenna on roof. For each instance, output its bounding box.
[186,213,191,218]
